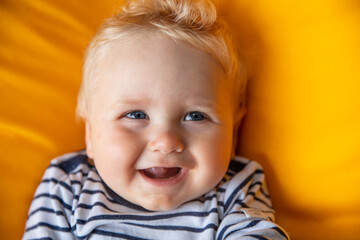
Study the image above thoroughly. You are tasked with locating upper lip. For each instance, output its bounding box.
[136,159,186,170]
[135,156,194,170]
[138,165,184,170]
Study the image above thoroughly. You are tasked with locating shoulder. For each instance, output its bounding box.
[222,156,265,187]
[43,150,95,180]
[49,150,92,173]
[37,150,98,200]
[228,156,263,174]
[24,151,96,238]
[216,156,273,215]
[223,156,267,193]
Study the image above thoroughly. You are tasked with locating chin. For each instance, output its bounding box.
[140,198,183,212]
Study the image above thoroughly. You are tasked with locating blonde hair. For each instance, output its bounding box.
[77,0,246,119]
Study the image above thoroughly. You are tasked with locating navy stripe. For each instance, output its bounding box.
[217,177,229,185]
[59,170,102,184]
[248,192,257,198]
[42,178,83,186]
[234,200,249,208]
[246,191,272,208]
[81,189,122,205]
[124,222,218,233]
[80,188,206,214]
[72,169,93,176]
[41,177,102,192]
[192,193,218,204]
[82,189,113,196]
[59,154,89,173]
[77,201,118,213]
[225,210,246,216]
[29,238,53,240]
[49,163,60,168]
[225,171,235,177]
[228,160,247,173]
[253,197,272,209]
[224,169,265,212]
[217,201,225,207]
[33,193,72,211]
[34,186,142,214]
[217,219,261,240]
[76,208,219,225]
[260,188,270,198]
[84,176,102,183]
[76,191,151,213]
[218,170,264,197]
[241,235,269,240]
[224,220,262,240]
[26,222,73,232]
[102,179,151,212]
[249,181,262,189]
[224,171,255,212]
[192,194,225,208]
[271,226,289,239]
[248,183,271,201]
[41,178,73,192]
[80,229,150,240]
[48,166,92,178]
[28,207,65,219]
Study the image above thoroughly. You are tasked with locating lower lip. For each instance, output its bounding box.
[139,168,189,186]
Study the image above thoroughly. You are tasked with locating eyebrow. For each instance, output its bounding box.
[109,97,151,109]
[184,98,220,111]
[108,96,219,112]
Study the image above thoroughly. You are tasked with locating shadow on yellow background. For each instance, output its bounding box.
[0,0,359,239]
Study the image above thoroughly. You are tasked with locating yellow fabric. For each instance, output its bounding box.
[0,0,359,239]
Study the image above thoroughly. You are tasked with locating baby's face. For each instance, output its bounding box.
[85,35,236,211]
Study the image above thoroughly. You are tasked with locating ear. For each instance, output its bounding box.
[85,122,94,159]
[231,107,247,156]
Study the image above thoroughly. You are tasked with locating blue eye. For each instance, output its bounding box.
[184,112,206,121]
[125,111,148,119]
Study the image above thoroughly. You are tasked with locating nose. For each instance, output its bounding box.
[147,131,184,154]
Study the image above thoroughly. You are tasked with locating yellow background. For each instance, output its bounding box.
[1,0,359,239]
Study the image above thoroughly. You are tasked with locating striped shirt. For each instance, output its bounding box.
[23,150,290,239]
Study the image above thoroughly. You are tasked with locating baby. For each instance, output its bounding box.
[23,0,290,239]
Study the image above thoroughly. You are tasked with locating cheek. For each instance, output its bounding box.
[188,129,233,196]
[192,125,234,173]
[204,125,233,156]
[90,123,147,188]
[91,122,146,166]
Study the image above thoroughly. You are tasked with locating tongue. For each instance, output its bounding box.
[143,167,181,179]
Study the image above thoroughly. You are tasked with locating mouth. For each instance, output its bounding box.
[139,167,188,186]
[141,167,181,179]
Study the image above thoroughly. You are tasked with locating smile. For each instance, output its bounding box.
[143,167,181,179]
[139,167,188,186]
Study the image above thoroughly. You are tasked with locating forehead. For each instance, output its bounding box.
[100,34,223,76]
[93,34,231,106]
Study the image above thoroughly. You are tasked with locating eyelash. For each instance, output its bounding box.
[184,112,207,121]
[125,111,149,120]
[123,111,208,121]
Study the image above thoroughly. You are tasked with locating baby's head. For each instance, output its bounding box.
[77,0,247,211]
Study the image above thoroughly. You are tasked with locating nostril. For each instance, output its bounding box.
[148,133,184,154]
[157,145,183,154]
